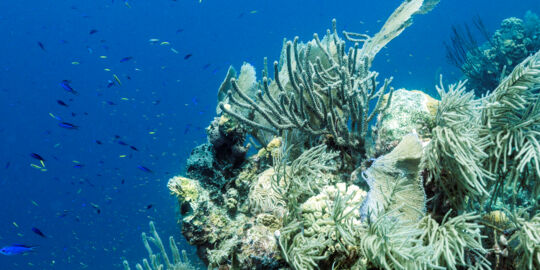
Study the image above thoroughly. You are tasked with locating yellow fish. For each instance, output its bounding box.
[113,74,122,85]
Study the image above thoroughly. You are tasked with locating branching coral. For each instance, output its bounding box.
[218,0,441,160]
[123,221,196,270]
[423,78,493,210]
[271,144,340,270]
[419,212,489,270]
[357,210,430,270]
[219,23,394,158]
[481,49,540,206]
[277,183,366,270]
[272,143,339,213]
[508,211,540,269]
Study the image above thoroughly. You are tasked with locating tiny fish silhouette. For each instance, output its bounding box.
[59,80,78,95]
[137,165,152,173]
[58,122,78,129]
[0,245,37,256]
[120,56,133,62]
[31,227,47,238]
[37,42,46,51]
[57,100,69,107]
[30,153,45,162]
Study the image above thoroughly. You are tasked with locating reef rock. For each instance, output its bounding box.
[186,116,248,192]
[372,88,438,156]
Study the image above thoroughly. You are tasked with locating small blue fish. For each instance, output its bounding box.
[137,165,152,173]
[120,56,133,63]
[37,42,46,51]
[31,227,47,238]
[30,153,45,162]
[59,80,79,95]
[58,122,78,129]
[57,100,69,107]
[0,245,37,256]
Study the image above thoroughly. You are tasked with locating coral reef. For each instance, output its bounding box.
[446,11,540,96]
[159,1,540,269]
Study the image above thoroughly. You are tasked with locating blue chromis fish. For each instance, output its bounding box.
[58,122,79,129]
[119,56,133,63]
[37,41,46,51]
[59,80,79,95]
[30,153,45,162]
[31,227,47,238]
[0,244,37,256]
[137,165,152,173]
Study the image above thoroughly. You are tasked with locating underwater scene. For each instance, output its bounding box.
[0,0,539,269]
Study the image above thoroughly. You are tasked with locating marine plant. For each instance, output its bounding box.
[123,221,196,270]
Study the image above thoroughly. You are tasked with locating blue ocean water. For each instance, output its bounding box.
[0,0,537,269]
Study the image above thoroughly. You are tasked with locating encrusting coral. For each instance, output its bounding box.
[142,0,540,269]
